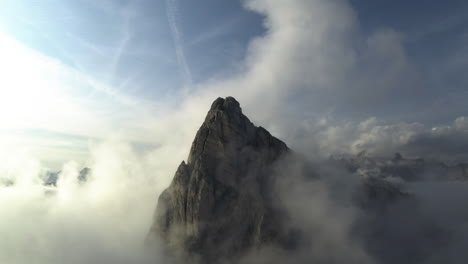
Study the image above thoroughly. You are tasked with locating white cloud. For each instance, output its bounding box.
[166,0,193,85]
[1,0,468,263]
[289,115,468,162]
[0,138,174,264]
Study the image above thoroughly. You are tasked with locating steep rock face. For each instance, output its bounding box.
[149,97,291,262]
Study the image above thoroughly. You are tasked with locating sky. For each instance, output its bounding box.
[0,0,467,169]
[1,1,468,263]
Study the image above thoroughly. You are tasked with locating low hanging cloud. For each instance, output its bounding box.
[186,0,424,126]
[289,115,468,162]
[0,139,178,264]
[1,0,468,264]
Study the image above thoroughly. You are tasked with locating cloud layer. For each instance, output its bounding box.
[1,0,468,263]
[291,115,468,162]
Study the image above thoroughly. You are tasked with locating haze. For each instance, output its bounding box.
[0,0,467,263]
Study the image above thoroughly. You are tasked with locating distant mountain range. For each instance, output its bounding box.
[331,151,468,182]
[41,167,90,186]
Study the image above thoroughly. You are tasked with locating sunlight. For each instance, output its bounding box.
[0,32,67,129]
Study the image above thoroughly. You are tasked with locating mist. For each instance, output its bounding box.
[0,140,173,264]
[1,0,468,263]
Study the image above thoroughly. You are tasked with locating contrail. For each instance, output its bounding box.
[166,0,193,85]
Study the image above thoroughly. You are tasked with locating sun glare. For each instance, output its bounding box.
[0,32,66,129]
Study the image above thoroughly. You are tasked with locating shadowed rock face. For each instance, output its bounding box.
[148,97,291,263]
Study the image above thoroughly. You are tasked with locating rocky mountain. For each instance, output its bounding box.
[147,97,297,263]
[43,171,60,186]
[41,167,91,186]
[148,97,443,264]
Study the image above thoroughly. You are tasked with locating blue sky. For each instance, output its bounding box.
[0,0,467,168]
[0,0,264,94]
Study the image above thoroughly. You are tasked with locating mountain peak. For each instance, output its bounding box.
[393,152,403,161]
[187,97,287,165]
[149,97,291,263]
[206,97,242,123]
[209,96,241,112]
[202,96,246,131]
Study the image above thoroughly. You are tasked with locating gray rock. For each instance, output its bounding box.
[41,167,91,186]
[148,97,292,263]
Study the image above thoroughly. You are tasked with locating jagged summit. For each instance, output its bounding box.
[188,96,288,166]
[209,96,242,115]
[148,97,291,263]
[204,97,243,127]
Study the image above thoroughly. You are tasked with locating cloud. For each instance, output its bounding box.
[288,115,468,162]
[0,30,199,169]
[165,0,193,85]
[107,11,132,85]
[1,0,463,168]
[2,0,468,263]
[186,15,243,48]
[174,0,423,137]
[257,159,374,264]
[232,147,468,264]
[0,138,179,264]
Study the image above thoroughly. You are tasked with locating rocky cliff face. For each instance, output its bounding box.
[148,97,293,262]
